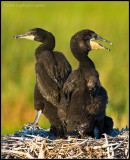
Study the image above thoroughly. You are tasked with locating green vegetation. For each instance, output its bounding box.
[2,1,129,135]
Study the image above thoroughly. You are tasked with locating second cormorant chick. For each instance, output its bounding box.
[58,29,113,139]
[14,28,72,137]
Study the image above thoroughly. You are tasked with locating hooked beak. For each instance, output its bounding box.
[13,31,35,40]
[90,33,113,51]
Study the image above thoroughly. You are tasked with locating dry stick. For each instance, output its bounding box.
[111,136,129,151]
[67,151,83,159]
[125,143,129,157]
[2,149,32,159]
[5,155,10,159]
[92,143,118,149]
[38,139,45,158]
[25,152,34,159]
[104,134,111,158]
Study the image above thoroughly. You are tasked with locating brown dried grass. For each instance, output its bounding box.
[1,124,129,159]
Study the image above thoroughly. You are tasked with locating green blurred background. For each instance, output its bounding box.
[1,1,129,135]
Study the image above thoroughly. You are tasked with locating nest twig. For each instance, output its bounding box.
[1,124,129,159]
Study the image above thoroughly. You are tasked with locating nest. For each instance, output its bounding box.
[1,124,129,159]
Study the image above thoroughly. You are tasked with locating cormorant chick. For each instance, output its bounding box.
[14,28,71,137]
[58,29,113,139]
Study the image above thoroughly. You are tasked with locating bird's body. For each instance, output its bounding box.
[34,84,64,137]
[58,29,113,138]
[14,28,71,137]
[35,49,72,106]
[34,48,71,137]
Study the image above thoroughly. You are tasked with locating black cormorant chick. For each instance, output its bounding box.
[58,29,113,139]
[14,28,71,137]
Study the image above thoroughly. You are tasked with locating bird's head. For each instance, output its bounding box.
[13,28,55,44]
[70,29,113,54]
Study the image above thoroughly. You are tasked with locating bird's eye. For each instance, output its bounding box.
[94,34,97,38]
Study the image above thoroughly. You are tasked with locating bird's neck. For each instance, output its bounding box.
[70,41,95,70]
[35,42,55,61]
[79,56,95,70]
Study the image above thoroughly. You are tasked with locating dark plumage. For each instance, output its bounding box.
[58,29,113,139]
[14,28,71,137]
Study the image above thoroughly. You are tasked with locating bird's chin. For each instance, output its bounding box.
[90,40,110,51]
